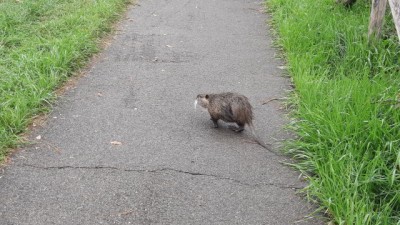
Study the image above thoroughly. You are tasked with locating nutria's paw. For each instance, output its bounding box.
[211,118,219,128]
[229,125,244,132]
[228,125,237,130]
[234,128,244,132]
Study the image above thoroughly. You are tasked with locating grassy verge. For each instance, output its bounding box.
[0,0,132,161]
[266,0,399,224]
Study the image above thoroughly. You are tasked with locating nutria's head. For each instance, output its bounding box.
[195,94,210,109]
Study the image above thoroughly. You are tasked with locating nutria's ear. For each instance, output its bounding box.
[205,94,209,99]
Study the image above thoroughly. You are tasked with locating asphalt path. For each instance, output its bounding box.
[0,0,324,224]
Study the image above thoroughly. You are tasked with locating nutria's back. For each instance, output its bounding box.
[197,92,253,126]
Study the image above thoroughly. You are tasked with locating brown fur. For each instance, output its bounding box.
[196,92,275,153]
[196,92,253,131]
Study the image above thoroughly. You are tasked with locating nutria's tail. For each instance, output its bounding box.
[248,122,277,154]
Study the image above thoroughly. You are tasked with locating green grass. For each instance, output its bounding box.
[0,0,132,161]
[267,0,400,224]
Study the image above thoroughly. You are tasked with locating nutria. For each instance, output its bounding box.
[195,92,274,153]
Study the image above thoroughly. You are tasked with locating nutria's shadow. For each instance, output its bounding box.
[202,119,250,137]
[193,110,246,136]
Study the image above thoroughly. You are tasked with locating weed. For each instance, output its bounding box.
[0,0,132,161]
[267,0,400,224]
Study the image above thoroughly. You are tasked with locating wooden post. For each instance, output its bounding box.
[388,0,400,42]
[368,0,388,40]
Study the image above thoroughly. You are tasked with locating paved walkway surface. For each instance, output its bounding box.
[0,0,324,224]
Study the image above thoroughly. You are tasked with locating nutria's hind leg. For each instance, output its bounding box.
[230,123,245,132]
[210,118,219,128]
[235,124,245,132]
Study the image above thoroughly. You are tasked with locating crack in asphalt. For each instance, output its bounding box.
[18,164,304,190]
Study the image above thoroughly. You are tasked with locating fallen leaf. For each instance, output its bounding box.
[277,66,287,70]
[110,141,122,145]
